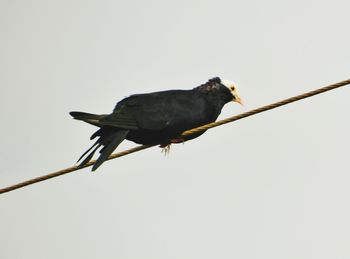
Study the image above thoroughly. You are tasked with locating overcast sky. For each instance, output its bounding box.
[1,0,350,258]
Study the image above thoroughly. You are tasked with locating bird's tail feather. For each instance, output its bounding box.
[76,126,129,171]
[92,130,129,171]
[77,142,101,168]
[70,111,106,127]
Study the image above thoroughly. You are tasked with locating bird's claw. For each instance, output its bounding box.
[159,137,185,156]
[161,144,171,156]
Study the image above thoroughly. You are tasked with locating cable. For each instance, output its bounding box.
[1,78,349,194]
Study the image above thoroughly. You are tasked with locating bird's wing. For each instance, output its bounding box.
[99,93,172,130]
[100,90,212,131]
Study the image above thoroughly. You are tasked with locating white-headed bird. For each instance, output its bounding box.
[70,77,242,171]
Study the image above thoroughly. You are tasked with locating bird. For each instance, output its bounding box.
[70,77,242,171]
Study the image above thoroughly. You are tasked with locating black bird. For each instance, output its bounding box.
[70,77,242,171]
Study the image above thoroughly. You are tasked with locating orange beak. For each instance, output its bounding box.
[234,96,243,106]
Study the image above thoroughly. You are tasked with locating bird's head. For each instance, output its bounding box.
[220,79,243,105]
[196,77,243,106]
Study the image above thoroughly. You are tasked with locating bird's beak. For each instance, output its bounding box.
[234,96,243,106]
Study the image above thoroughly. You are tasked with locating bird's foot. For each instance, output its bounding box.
[159,138,185,156]
[160,144,171,156]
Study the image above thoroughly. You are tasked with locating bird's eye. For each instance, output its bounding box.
[230,86,235,91]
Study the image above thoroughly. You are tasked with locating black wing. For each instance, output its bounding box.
[99,93,168,130]
[99,90,214,132]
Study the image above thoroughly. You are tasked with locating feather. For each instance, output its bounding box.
[77,144,101,168]
[92,130,129,171]
[70,112,106,127]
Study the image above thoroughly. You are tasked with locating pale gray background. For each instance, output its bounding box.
[1,0,349,258]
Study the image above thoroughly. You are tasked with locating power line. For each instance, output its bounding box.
[1,78,349,195]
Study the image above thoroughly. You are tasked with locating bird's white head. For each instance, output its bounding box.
[221,79,243,105]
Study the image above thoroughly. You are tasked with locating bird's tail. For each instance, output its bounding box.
[77,126,129,171]
[70,111,106,127]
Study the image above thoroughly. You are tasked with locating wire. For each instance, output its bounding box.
[1,78,349,195]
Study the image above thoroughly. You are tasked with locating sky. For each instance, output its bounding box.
[1,0,350,258]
